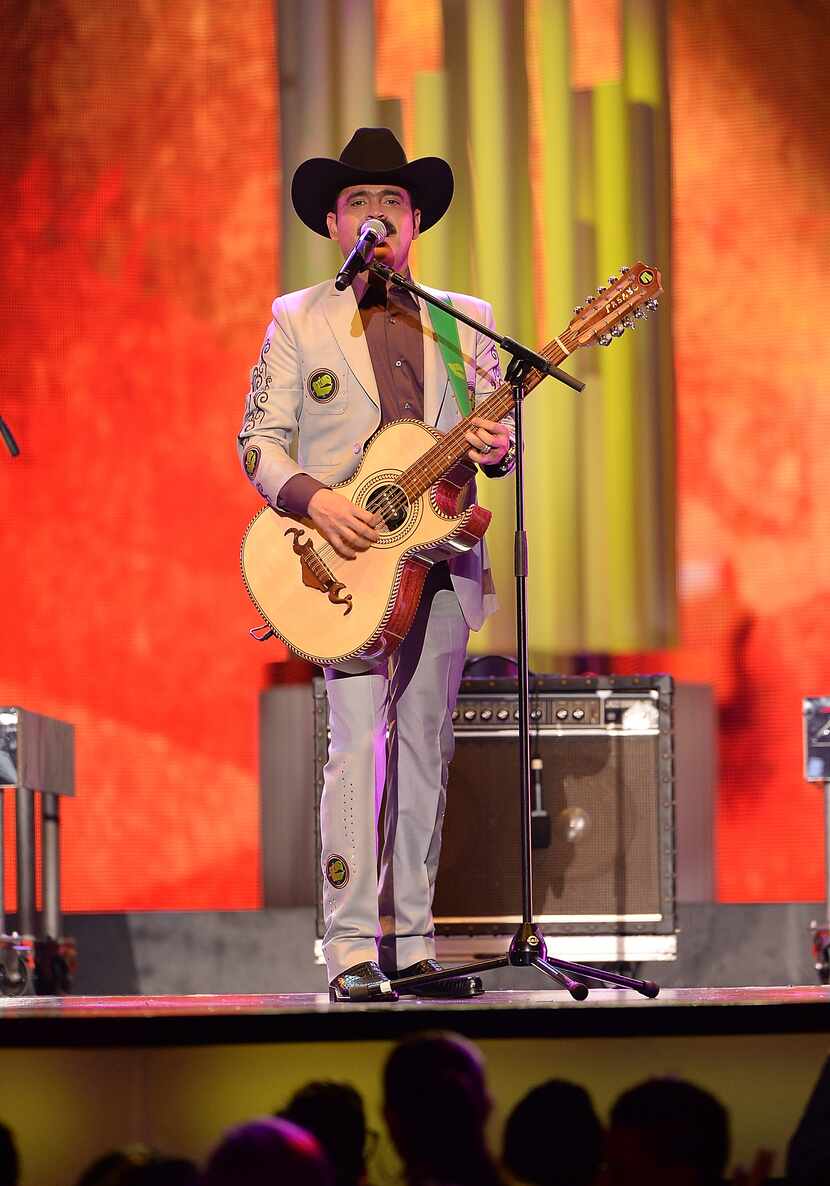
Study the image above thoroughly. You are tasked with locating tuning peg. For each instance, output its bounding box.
[608,275,618,285]
[596,285,607,293]
[573,305,584,314]
[585,296,596,306]
[611,324,625,338]
[634,308,647,319]
[645,298,659,310]
[597,333,612,346]
[622,317,636,330]
[619,265,630,273]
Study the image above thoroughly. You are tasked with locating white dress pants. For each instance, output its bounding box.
[320,567,469,981]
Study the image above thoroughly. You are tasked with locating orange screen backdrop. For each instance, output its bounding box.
[2,1,829,911]
[1,2,280,909]
[616,0,830,901]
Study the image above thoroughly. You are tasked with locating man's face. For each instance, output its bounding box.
[326,184,420,274]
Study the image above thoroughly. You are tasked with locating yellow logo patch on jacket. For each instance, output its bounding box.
[307,369,339,403]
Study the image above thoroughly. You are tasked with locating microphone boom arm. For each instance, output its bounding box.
[368,262,584,393]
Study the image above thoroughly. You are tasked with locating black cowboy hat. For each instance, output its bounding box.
[291,127,454,237]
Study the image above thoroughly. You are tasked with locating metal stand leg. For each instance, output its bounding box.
[42,793,60,940]
[0,785,29,995]
[15,786,36,936]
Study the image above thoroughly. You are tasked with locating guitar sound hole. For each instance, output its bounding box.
[367,483,408,531]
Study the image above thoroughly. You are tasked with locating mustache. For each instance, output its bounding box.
[372,216,396,237]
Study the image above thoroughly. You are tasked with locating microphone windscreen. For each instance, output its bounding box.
[360,217,388,243]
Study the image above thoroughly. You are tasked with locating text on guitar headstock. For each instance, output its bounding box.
[568,263,663,349]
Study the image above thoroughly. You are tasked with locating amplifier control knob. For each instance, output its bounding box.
[513,709,520,720]
[556,707,569,720]
[530,709,543,721]
[480,709,493,721]
[452,709,460,722]
[572,707,585,721]
[496,709,510,721]
[463,709,477,721]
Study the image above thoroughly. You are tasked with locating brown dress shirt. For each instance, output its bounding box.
[277,274,426,516]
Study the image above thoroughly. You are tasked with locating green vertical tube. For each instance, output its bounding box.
[573,89,609,652]
[624,0,662,106]
[593,80,640,651]
[465,0,516,655]
[524,0,580,662]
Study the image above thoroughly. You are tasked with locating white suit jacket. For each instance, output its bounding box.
[237,277,513,631]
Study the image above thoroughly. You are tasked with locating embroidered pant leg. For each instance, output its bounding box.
[320,662,389,981]
[377,579,469,975]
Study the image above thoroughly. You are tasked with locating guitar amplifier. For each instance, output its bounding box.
[311,674,676,954]
[433,675,675,942]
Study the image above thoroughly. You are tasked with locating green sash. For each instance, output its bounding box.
[426,297,472,419]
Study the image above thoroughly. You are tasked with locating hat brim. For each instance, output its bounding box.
[291,156,454,237]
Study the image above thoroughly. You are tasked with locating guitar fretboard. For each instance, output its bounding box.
[396,328,579,501]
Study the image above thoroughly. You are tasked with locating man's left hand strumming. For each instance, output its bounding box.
[465,415,511,466]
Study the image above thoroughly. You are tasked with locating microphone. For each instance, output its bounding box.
[530,755,551,849]
[334,218,388,291]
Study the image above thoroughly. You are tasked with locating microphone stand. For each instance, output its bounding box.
[350,260,659,1003]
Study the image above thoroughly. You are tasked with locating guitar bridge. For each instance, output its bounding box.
[285,527,353,615]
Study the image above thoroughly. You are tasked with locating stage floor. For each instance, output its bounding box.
[2,985,829,1047]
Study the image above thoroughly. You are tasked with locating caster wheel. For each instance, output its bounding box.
[0,957,31,997]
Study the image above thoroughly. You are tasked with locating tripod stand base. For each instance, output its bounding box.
[382,924,660,1003]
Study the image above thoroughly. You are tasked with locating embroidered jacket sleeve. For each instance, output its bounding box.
[237,296,326,511]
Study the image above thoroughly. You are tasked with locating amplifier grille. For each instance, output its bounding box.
[435,733,667,929]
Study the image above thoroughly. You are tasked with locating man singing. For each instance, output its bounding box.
[239,128,514,1001]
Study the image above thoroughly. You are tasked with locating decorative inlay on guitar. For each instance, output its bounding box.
[241,263,662,671]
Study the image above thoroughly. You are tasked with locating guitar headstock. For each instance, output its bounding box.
[569,263,662,348]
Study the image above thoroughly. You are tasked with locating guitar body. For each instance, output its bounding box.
[241,420,492,672]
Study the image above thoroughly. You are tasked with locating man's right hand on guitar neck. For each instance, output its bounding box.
[308,488,382,560]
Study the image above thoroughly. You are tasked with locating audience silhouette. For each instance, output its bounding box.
[383,1031,505,1186]
[787,1053,830,1186]
[201,1117,333,1186]
[502,1079,603,1186]
[605,1078,730,1186]
[278,1081,372,1186]
[0,1123,18,1186]
[73,1148,198,1186]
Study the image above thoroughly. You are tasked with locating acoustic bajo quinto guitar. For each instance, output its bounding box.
[241,263,662,672]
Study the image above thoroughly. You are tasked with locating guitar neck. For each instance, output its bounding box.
[397,333,573,501]
[394,260,663,501]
